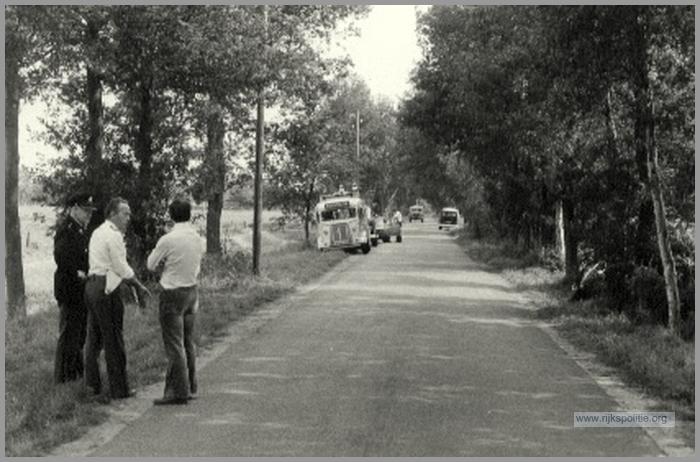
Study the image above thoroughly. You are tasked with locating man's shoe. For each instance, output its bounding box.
[153,397,188,406]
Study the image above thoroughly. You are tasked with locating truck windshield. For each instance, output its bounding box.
[320,207,357,221]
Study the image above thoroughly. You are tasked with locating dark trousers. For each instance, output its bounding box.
[159,286,198,399]
[84,276,130,398]
[54,299,88,384]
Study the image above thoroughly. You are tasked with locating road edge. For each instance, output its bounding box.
[534,316,695,457]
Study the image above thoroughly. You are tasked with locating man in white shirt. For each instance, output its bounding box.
[393,209,403,243]
[84,197,149,400]
[147,198,205,405]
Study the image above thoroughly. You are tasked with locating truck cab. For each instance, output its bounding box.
[315,193,372,254]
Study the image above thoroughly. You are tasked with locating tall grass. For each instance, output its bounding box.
[4,236,345,456]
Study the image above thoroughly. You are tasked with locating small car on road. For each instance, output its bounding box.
[370,215,390,246]
[438,207,461,231]
[409,205,424,223]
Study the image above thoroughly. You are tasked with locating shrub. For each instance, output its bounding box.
[630,266,668,326]
[199,250,252,290]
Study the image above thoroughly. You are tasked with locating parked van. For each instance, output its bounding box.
[315,193,372,254]
[438,207,461,231]
[409,205,424,223]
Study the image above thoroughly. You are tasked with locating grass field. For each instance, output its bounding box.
[14,204,284,315]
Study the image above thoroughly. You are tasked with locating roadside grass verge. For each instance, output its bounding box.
[5,238,346,457]
[456,233,695,441]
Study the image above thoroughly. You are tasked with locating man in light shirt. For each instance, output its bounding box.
[147,198,205,405]
[84,197,149,400]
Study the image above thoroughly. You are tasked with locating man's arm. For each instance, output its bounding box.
[146,236,168,272]
[108,230,150,302]
[54,222,80,277]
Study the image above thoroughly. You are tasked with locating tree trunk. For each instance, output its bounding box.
[604,89,621,158]
[85,68,104,183]
[84,66,107,233]
[205,101,226,255]
[633,9,682,335]
[131,75,155,268]
[631,14,657,267]
[562,198,578,284]
[80,12,109,234]
[554,199,566,269]
[5,44,27,319]
[648,147,682,334]
[304,180,315,246]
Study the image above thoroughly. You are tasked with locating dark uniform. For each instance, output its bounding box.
[53,212,91,383]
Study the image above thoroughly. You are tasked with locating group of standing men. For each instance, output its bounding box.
[53,193,204,405]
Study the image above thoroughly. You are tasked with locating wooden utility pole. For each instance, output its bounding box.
[356,110,360,162]
[252,5,268,276]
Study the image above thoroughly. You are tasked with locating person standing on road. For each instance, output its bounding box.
[393,209,403,242]
[147,198,205,405]
[84,197,149,400]
[53,192,96,384]
[393,209,403,225]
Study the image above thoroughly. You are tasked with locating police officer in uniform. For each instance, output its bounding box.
[53,192,96,384]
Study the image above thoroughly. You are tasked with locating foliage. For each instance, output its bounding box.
[266,77,405,242]
[21,5,367,265]
[401,5,694,331]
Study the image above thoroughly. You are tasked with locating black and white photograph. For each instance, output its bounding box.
[4,4,695,457]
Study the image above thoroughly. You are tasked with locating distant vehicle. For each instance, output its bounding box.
[315,193,372,254]
[409,205,424,223]
[438,207,461,231]
[370,215,390,246]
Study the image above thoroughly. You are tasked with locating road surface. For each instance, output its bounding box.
[75,220,666,456]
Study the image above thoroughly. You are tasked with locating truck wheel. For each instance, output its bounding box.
[361,243,371,254]
[371,238,378,247]
[396,235,402,243]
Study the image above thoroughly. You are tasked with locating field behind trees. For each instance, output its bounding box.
[15,203,284,315]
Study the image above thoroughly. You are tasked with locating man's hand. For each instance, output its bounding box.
[134,283,151,311]
[126,278,151,311]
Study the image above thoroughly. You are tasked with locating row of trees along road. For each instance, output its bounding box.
[266,77,410,244]
[5,5,370,319]
[399,6,694,337]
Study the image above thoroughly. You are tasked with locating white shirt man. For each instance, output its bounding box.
[147,199,205,405]
[89,220,135,294]
[84,197,147,400]
[147,222,205,290]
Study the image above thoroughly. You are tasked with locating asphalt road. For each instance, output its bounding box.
[86,220,663,456]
